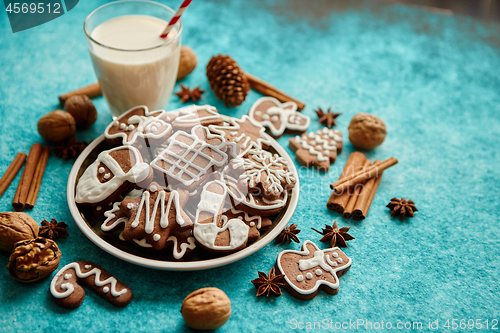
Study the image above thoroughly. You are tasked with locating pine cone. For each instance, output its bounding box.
[206,55,249,108]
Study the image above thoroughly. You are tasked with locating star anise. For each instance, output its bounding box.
[52,137,88,159]
[274,223,300,244]
[251,267,285,297]
[315,107,341,128]
[387,197,417,221]
[39,219,69,240]
[175,84,205,103]
[312,221,354,248]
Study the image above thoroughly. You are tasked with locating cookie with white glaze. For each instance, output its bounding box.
[276,240,352,301]
[50,261,132,309]
[172,105,224,131]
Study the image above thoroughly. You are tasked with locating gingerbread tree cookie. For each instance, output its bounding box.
[276,240,352,300]
[289,128,343,172]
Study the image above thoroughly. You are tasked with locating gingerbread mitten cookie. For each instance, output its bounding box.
[277,240,352,300]
[289,128,343,172]
[76,146,153,205]
[50,261,132,309]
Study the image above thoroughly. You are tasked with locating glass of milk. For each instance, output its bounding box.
[84,1,182,118]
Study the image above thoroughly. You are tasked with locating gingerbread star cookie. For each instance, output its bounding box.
[120,182,193,251]
[289,128,343,172]
[277,240,352,300]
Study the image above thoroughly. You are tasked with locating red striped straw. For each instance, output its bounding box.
[160,0,192,38]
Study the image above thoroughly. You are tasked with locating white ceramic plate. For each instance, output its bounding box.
[67,122,299,271]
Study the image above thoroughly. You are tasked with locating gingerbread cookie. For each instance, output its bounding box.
[222,207,272,242]
[151,125,229,190]
[50,261,132,309]
[289,128,343,172]
[276,240,352,300]
[172,105,224,131]
[248,97,310,138]
[231,149,297,201]
[104,106,174,146]
[208,115,272,157]
[76,146,153,205]
[121,182,193,251]
[193,180,249,253]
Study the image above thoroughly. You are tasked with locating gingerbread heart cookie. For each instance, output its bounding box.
[76,146,153,205]
[249,97,310,138]
[105,105,174,146]
[277,240,352,300]
[289,128,343,172]
[121,182,193,251]
[50,261,132,309]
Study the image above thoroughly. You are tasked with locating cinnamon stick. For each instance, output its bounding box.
[12,144,43,211]
[0,153,27,198]
[245,72,305,110]
[25,146,50,209]
[353,160,384,220]
[59,82,102,106]
[343,159,371,218]
[331,157,398,193]
[327,152,366,213]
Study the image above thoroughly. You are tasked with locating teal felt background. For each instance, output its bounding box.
[0,0,499,332]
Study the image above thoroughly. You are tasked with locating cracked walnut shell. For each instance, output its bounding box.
[181,287,231,330]
[7,237,61,283]
[348,113,387,150]
[0,212,39,252]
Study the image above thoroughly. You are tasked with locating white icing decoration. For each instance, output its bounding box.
[193,181,249,251]
[102,202,128,232]
[292,128,341,163]
[250,222,255,227]
[332,252,339,258]
[149,184,158,192]
[76,146,150,204]
[127,203,134,210]
[234,149,296,196]
[153,234,161,241]
[306,273,313,280]
[64,274,72,280]
[104,173,111,180]
[174,105,221,124]
[113,121,119,126]
[316,269,323,276]
[127,125,135,131]
[131,237,153,248]
[337,257,343,263]
[297,275,304,282]
[50,263,127,299]
[248,96,309,137]
[151,125,228,187]
[103,287,109,293]
[166,236,196,259]
[130,189,188,234]
[98,167,105,174]
[104,105,172,145]
[326,255,338,267]
[276,241,352,296]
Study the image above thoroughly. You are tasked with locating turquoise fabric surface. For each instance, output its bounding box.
[1,1,499,332]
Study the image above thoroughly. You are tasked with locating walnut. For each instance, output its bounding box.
[0,212,39,252]
[7,237,61,283]
[64,95,98,129]
[177,45,197,81]
[37,110,76,142]
[348,113,387,150]
[181,287,231,330]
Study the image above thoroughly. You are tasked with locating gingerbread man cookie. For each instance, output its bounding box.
[75,146,153,205]
[277,240,352,300]
[289,128,343,172]
[249,97,310,138]
[50,261,132,309]
[104,106,174,146]
[121,182,193,251]
[221,207,272,242]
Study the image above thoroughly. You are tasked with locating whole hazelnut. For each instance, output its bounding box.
[37,110,76,142]
[181,287,231,330]
[348,113,387,150]
[7,237,61,283]
[177,45,197,81]
[64,95,98,129]
[0,212,39,252]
